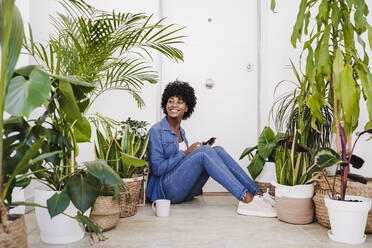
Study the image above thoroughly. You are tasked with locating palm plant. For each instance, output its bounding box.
[24,0,185,109]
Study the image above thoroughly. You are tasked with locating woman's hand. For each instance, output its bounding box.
[184,142,202,155]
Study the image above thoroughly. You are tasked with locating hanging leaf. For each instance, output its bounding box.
[317,24,331,76]
[47,192,70,219]
[333,48,344,97]
[257,127,276,159]
[247,155,265,180]
[85,160,122,186]
[239,146,257,160]
[66,173,101,214]
[340,65,360,135]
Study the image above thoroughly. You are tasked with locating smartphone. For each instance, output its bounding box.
[205,137,216,145]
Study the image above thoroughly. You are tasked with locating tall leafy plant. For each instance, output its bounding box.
[286,0,372,151]
[0,0,58,232]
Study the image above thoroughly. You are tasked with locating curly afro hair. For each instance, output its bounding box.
[161,80,197,120]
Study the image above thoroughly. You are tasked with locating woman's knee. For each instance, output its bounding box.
[213,145,225,153]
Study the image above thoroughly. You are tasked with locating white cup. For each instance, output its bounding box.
[152,199,170,217]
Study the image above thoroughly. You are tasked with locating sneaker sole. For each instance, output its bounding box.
[237,208,277,218]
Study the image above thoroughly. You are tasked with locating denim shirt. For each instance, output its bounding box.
[146,117,189,202]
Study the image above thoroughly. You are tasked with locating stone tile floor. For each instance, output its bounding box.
[26,195,372,248]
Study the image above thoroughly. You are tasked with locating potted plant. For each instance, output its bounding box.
[92,115,149,217]
[314,123,372,244]
[240,126,286,195]
[0,1,57,247]
[277,0,372,239]
[119,117,150,206]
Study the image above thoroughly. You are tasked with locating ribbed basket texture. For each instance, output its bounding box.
[104,177,143,218]
[313,176,372,233]
[0,214,28,248]
[90,196,120,232]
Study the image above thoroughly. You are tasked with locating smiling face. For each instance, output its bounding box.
[166,96,188,120]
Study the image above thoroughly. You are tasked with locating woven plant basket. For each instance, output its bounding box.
[90,196,120,232]
[254,181,275,196]
[313,176,372,233]
[0,214,27,248]
[104,177,143,218]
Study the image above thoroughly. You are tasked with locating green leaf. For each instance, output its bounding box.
[239,146,257,160]
[121,153,148,168]
[73,116,91,143]
[270,0,276,12]
[314,148,343,168]
[58,80,81,121]
[47,192,70,219]
[0,2,24,90]
[317,24,331,75]
[367,24,372,51]
[340,65,361,135]
[247,155,265,180]
[333,48,344,97]
[331,3,341,30]
[49,73,94,88]
[14,65,40,77]
[58,80,91,142]
[257,127,276,159]
[85,160,122,185]
[66,173,101,214]
[5,69,51,116]
[75,212,100,235]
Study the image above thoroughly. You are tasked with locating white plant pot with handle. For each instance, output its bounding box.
[34,189,90,244]
[325,195,372,244]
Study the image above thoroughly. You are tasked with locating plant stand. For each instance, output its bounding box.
[0,214,27,248]
[325,195,371,244]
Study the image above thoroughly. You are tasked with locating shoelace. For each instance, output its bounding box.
[262,189,275,207]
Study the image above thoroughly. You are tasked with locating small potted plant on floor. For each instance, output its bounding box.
[92,115,149,218]
[314,124,372,244]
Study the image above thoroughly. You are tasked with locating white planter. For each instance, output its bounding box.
[34,189,90,244]
[271,182,314,198]
[272,182,314,224]
[325,195,372,244]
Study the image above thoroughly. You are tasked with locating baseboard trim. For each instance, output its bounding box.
[203,192,232,196]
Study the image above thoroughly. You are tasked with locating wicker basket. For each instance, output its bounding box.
[0,214,28,248]
[255,181,275,196]
[104,177,143,218]
[313,176,372,233]
[90,196,120,232]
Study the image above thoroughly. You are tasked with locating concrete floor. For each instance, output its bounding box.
[26,195,372,248]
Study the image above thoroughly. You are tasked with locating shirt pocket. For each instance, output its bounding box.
[161,134,177,158]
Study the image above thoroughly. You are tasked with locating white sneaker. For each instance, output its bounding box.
[237,195,277,217]
[262,189,275,207]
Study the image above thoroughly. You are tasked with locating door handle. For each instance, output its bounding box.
[205,78,215,89]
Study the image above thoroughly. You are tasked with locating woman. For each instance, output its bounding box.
[146,80,276,217]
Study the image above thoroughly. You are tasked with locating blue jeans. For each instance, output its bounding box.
[162,145,259,203]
